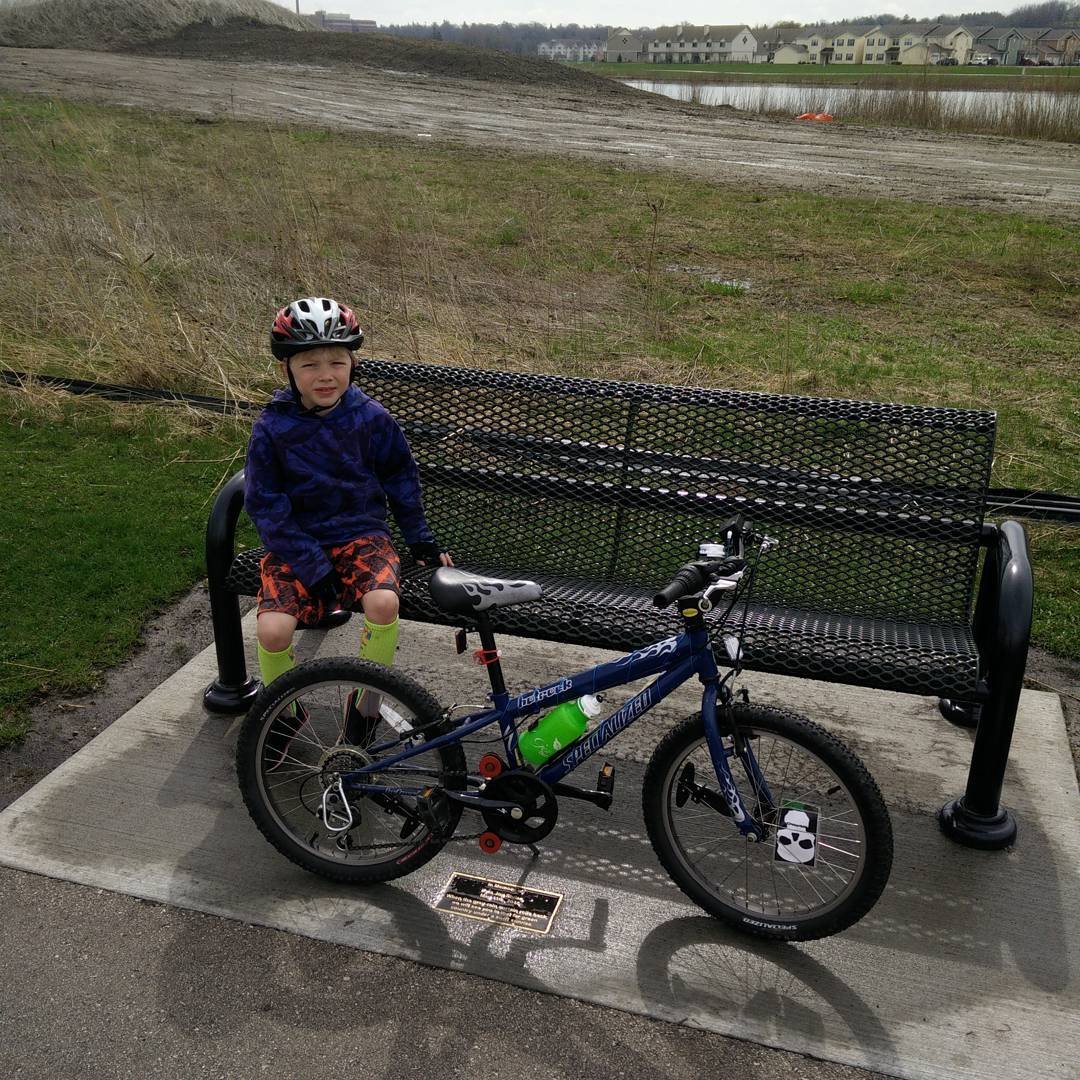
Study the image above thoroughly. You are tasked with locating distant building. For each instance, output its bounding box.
[537,39,602,61]
[646,25,758,64]
[756,26,801,62]
[311,11,377,33]
[606,28,646,62]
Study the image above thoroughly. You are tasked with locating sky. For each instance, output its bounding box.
[284,2,965,30]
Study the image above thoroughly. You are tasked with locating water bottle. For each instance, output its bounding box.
[518,694,602,766]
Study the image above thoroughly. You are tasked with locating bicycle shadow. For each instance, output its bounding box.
[635,915,897,1069]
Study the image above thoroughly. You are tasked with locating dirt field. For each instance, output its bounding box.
[2,47,1078,219]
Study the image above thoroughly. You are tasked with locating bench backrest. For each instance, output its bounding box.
[359,360,996,627]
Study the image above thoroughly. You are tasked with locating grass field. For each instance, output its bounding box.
[0,92,1077,743]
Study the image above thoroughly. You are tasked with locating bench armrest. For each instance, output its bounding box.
[943,519,1033,841]
[973,520,1034,682]
[206,470,247,597]
[203,470,258,713]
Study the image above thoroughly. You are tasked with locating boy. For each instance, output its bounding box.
[245,296,452,715]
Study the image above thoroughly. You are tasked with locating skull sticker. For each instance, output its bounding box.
[774,805,819,866]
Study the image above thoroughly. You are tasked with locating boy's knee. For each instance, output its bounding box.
[363,590,399,625]
[257,613,297,654]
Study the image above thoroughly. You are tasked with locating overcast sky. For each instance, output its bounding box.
[288,2,961,30]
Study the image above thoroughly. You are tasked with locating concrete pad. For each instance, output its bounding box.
[0,615,1077,1080]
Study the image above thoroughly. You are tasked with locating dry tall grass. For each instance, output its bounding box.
[0,0,312,49]
[679,78,1080,142]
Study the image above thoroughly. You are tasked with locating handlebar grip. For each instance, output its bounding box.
[653,564,704,608]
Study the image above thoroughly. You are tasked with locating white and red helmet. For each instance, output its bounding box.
[270,297,363,360]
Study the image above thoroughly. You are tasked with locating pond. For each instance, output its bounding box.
[623,78,1077,126]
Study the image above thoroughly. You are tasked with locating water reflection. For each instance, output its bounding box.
[624,78,1074,122]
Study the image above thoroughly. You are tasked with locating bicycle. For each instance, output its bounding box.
[236,516,894,941]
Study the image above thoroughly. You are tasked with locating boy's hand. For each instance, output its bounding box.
[410,541,452,568]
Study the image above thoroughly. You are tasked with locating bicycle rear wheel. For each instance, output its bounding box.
[236,658,466,885]
[643,703,892,941]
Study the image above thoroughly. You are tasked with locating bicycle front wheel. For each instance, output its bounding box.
[236,657,467,885]
[643,703,892,941]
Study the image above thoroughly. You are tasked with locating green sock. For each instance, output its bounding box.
[359,616,399,668]
[258,641,295,686]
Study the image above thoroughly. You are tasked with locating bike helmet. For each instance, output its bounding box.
[270,297,364,360]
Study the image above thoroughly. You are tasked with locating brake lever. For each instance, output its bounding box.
[699,572,743,611]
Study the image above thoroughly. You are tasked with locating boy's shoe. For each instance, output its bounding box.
[265,700,312,773]
[343,689,381,747]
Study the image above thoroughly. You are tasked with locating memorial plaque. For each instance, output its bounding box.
[434,872,563,934]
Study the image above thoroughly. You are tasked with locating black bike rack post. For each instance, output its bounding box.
[939,520,1032,849]
[203,471,261,714]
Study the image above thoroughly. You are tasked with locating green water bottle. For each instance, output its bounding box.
[518,694,602,766]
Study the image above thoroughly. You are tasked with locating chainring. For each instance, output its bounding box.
[479,771,559,844]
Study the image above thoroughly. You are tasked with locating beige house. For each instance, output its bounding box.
[606,28,645,62]
[646,25,757,63]
[900,37,954,65]
[773,43,811,63]
[931,25,992,65]
[792,27,829,64]
[756,26,802,62]
[1038,27,1080,64]
[825,27,866,64]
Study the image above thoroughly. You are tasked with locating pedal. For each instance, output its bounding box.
[416,786,453,836]
[597,762,615,796]
[479,832,502,854]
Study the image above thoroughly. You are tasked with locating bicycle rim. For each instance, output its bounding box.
[251,676,452,869]
[659,724,873,927]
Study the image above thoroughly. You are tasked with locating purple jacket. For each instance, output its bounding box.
[244,385,434,587]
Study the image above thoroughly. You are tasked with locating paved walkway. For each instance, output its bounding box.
[1,618,1077,1079]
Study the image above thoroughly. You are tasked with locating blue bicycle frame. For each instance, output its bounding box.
[346,618,773,841]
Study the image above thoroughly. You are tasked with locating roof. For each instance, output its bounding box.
[760,26,802,43]
[650,25,750,40]
[878,23,941,38]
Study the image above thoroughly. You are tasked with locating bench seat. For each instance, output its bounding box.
[225,548,983,699]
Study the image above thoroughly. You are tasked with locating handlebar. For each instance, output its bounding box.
[653,557,746,609]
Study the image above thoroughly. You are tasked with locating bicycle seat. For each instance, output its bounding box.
[429,568,543,615]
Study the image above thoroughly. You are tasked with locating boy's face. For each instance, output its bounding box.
[284,345,353,411]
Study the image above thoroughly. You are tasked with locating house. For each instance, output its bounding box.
[1036,27,1080,64]
[645,26,758,64]
[537,39,602,61]
[974,27,1043,65]
[792,27,829,64]
[311,11,377,33]
[898,27,959,66]
[825,26,866,64]
[606,28,646,63]
[773,43,811,64]
[934,25,994,65]
[756,26,801,62]
[862,23,944,64]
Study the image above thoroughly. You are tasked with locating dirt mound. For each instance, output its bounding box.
[0,0,311,50]
[132,21,640,94]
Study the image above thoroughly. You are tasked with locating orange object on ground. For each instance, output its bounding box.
[814,112,835,121]
[795,112,835,121]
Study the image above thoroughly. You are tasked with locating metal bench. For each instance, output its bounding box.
[203,359,1033,849]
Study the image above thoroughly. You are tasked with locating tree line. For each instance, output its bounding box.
[380,2,1077,51]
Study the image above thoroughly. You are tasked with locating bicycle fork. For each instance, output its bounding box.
[700,682,772,843]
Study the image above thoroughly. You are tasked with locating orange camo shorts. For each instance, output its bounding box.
[257,534,400,626]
